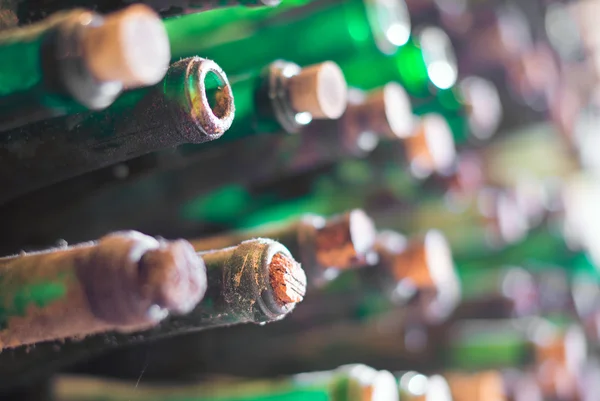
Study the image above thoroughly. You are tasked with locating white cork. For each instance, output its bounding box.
[287,61,348,119]
[82,4,171,88]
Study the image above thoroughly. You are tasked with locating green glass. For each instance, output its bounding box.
[165,0,410,74]
[413,87,468,144]
[180,155,418,227]
[54,366,387,401]
[459,226,580,271]
[179,156,498,259]
[221,62,298,139]
[341,26,458,97]
[457,265,519,301]
[445,319,532,370]
[0,12,92,129]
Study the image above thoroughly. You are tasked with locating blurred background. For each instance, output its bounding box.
[0,0,600,400]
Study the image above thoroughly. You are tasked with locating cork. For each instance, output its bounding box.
[425,375,453,401]
[445,371,507,401]
[312,209,377,269]
[379,230,454,291]
[82,4,170,88]
[342,365,399,401]
[346,83,414,140]
[376,230,459,321]
[534,324,587,373]
[404,114,456,175]
[269,253,307,306]
[287,61,348,119]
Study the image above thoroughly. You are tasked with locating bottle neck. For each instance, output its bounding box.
[255,60,309,133]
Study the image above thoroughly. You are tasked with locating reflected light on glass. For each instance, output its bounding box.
[295,112,313,125]
[386,23,410,47]
[357,131,380,152]
[407,374,429,395]
[428,61,457,90]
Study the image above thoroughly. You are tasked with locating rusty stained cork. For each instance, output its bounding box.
[379,234,432,288]
[0,231,206,350]
[343,83,414,142]
[445,371,507,401]
[533,324,587,374]
[312,209,377,270]
[404,114,456,175]
[269,253,306,306]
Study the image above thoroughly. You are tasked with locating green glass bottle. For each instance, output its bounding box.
[0,57,235,204]
[454,265,541,319]
[460,226,581,272]
[53,364,399,401]
[164,0,411,74]
[445,319,586,372]
[341,26,458,97]
[0,5,170,131]
[221,60,348,139]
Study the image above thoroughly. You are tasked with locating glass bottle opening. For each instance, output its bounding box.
[204,70,230,119]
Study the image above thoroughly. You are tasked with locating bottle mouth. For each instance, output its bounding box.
[192,58,236,138]
[417,26,458,90]
[256,238,306,317]
[364,0,411,54]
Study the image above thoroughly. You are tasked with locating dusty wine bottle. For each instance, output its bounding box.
[70,230,459,381]
[0,56,235,204]
[0,230,206,350]
[0,238,306,388]
[178,238,307,329]
[0,5,170,131]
